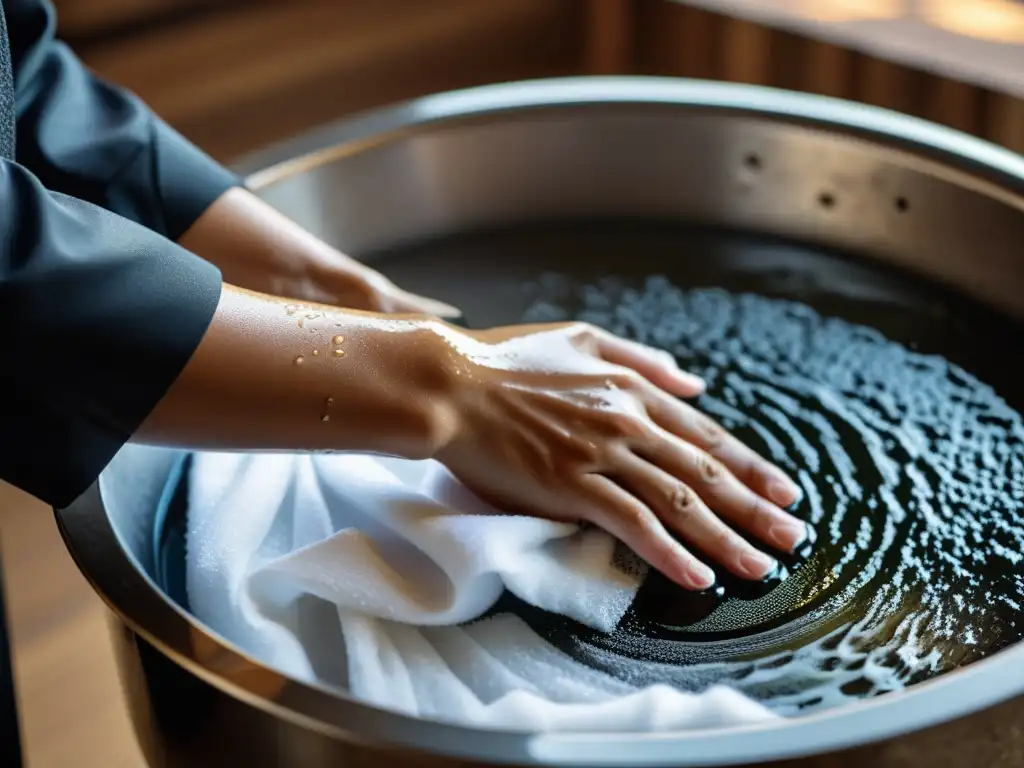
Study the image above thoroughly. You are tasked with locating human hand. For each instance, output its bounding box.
[434,322,808,591]
[179,187,460,317]
[275,255,462,318]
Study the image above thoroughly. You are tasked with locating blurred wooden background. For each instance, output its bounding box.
[2,2,1021,766]
[52,0,1024,163]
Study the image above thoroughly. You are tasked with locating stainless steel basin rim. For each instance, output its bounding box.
[55,76,1024,768]
[238,76,1024,191]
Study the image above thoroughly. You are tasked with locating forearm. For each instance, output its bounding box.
[136,284,459,459]
[0,158,222,508]
[176,187,461,316]
[176,187,359,301]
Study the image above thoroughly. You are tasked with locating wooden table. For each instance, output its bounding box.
[0,482,143,767]
[1,550,23,765]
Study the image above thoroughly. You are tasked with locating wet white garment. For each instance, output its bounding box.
[186,451,778,731]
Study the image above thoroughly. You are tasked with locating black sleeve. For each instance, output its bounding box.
[7,0,241,239]
[0,1,228,507]
[0,161,222,508]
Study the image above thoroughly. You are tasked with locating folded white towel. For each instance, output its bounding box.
[186,451,779,731]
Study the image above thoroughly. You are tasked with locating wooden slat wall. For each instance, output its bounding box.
[67,0,587,162]
[629,0,1024,154]
[52,0,233,40]
[54,0,1021,161]
[585,0,635,74]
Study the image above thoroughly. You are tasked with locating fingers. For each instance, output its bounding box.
[578,474,716,591]
[615,457,777,581]
[635,427,809,554]
[391,288,463,318]
[354,268,463,317]
[589,328,706,398]
[643,388,803,508]
[573,328,806,556]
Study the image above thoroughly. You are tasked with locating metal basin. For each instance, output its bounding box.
[56,77,1024,768]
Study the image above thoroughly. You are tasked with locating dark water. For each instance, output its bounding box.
[372,221,1024,715]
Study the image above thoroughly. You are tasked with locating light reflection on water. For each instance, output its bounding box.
[503,273,1024,715]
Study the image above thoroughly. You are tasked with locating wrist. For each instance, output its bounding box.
[378,318,470,461]
[178,187,326,294]
[139,286,468,458]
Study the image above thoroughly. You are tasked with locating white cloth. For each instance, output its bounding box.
[186,451,778,731]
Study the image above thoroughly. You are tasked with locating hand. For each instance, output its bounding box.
[435,322,808,591]
[179,187,460,317]
[268,253,461,318]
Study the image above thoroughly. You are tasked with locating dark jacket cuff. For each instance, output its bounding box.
[147,117,242,240]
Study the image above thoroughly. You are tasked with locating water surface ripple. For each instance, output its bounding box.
[504,274,1024,715]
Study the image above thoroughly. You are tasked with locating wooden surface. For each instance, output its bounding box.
[75,0,587,163]
[673,0,1024,98]
[630,0,1024,153]
[58,0,1023,163]
[0,482,144,767]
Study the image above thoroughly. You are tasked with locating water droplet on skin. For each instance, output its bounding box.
[293,356,304,366]
[333,335,345,345]
[312,350,319,356]
[320,396,334,423]
[333,349,345,358]
[298,318,304,328]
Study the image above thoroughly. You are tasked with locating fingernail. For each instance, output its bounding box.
[675,370,707,394]
[795,523,817,558]
[768,521,807,552]
[685,562,716,590]
[740,550,776,579]
[767,475,802,506]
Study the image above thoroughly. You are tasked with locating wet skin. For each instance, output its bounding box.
[140,188,808,591]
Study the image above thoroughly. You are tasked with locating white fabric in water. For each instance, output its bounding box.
[186,451,778,731]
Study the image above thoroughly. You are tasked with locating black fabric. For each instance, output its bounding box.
[0,0,236,507]
[6,0,240,239]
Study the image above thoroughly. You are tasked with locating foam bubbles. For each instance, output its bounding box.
[506,274,1024,716]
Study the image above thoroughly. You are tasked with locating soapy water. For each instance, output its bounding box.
[484,272,1024,716]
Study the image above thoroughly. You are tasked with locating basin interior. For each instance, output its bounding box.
[150,218,1024,718]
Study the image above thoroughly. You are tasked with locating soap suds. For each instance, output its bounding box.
[496,274,1024,716]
